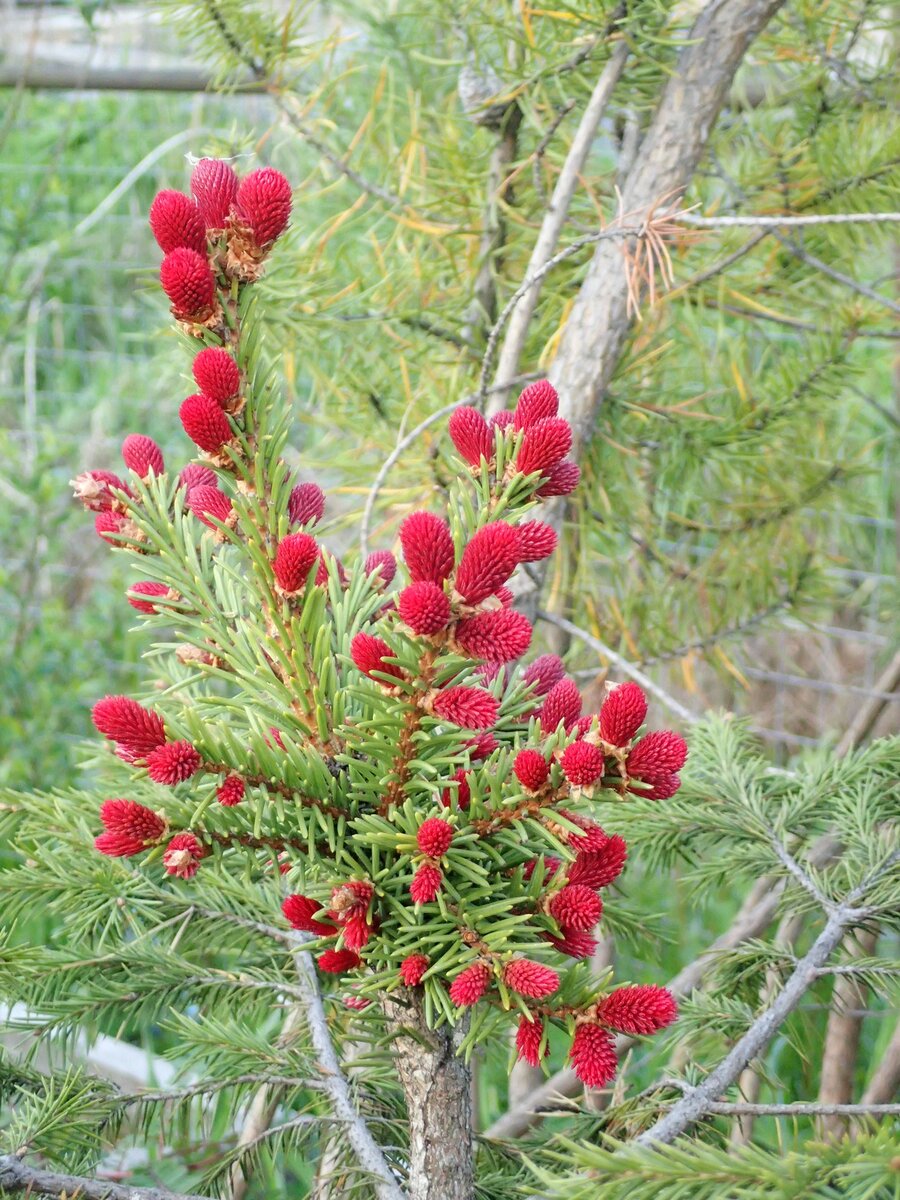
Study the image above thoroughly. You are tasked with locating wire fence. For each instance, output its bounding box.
[2,2,897,767]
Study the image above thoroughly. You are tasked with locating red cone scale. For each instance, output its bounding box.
[398,581,451,635]
[570,1023,618,1088]
[149,190,206,255]
[192,347,240,405]
[454,522,521,604]
[179,394,233,453]
[273,533,318,594]
[122,435,164,478]
[160,249,217,322]
[92,696,166,758]
[448,406,493,466]
[190,158,240,230]
[235,167,292,246]
[432,686,499,730]
[599,682,647,746]
[399,511,455,585]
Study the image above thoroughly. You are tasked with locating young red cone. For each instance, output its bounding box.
[513,379,559,430]
[455,609,532,663]
[288,481,326,527]
[400,954,429,987]
[522,654,566,697]
[504,959,559,999]
[163,833,205,879]
[273,532,318,595]
[72,470,132,512]
[217,775,245,807]
[399,511,456,585]
[417,817,454,858]
[517,520,557,562]
[160,249,217,322]
[122,435,164,478]
[190,158,240,230]
[448,406,494,466]
[410,862,442,903]
[127,581,171,614]
[186,485,233,529]
[431,686,499,730]
[92,695,166,758]
[350,632,404,682]
[515,417,572,477]
[146,740,202,785]
[318,948,361,974]
[192,347,241,405]
[179,394,233,453]
[535,459,580,498]
[628,770,683,801]
[596,985,678,1034]
[560,740,605,787]
[282,894,337,934]
[516,1015,546,1067]
[548,884,603,931]
[567,836,628,889]
[94,799,166,858]
[570,1023,618,1088]
[599,682,648,746]
[441,767,471,810]
[449,962,492,1006]
[235,167,292,246]
[398,581,451,635]
[454,522,521,604]
[149,190,207,255]
[627,730,688,775]
[541,679,582,730]
[364,550,396,586]
[514,749,549,792]
[545,928,598,959]
[178,463,217,493]
[94,512,130,544]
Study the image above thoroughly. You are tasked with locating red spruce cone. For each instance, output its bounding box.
[235,167,292,246]
[454,522,521,604]
[560,813,608,854]
[149,190,206,255]
[350,632,404,682]
[491,411,515,430]
[122,435,164,478]
[516,1015,546,1066]
[95,799,166,858]
[318,948,361,974]
[570,1023,618,1088]
[400,954,429,987]
[163,833,205,879]
[599,681,647,747]
[596,985,678,1034]
[398,581,451,635]
[560,740,605,787]
[273,532,318,594]
[95,512,133,544]
[545,928,597,959]
[179,394,233,453]
[92,695,166,758]
[514,749,549,791]
[399,511,456,585]
[72,470,131,512]
[567,836,628,889]
[541,679,582,730]
[627,730,688,775]
[192,347,240,404]
[127,582,171,614]
[523,856,561,882]
[517,520,557,562]
[515,417,572,477]
[410,862,442,903]
[217,775,245,806]
[467,732,498,759]
[288,482,326,527]
[186,485,233,529]
[160,249,217,322]
[548,884,602,931]
[178,463,216,493]
[522,654,566,697]
[342,914,374,952]
[629,769,682,801]
[448,406,494,466]
[449,962,492,1006]
[514,380,559,430]
[535,460,580,498]
[432,685,499,730]
[441,767,471,810]
[504,959,559,998]
[417,817,454,858]
[190,158,240,230]
[282,895,337,935]
[146,740,202,785]
[365,550,396,586]
[455,608,532,663]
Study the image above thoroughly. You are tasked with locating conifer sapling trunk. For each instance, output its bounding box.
[72,157,684,1197]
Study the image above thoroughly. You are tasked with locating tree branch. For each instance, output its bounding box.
[0,1156,207,1200]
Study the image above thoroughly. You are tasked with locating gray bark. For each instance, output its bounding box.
[0,1155,207,1200]
[381,991,474,1200]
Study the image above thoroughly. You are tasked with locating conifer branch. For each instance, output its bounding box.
[0,1155,207,1200]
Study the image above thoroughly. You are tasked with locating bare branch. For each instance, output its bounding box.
[679,211,900,229]
[772,233,900,316]
[536,609,699,725]
[707,1100,900,1116]
[0,1156,207,1200]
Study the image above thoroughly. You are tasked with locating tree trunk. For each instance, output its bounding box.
[381,991,474,1200]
